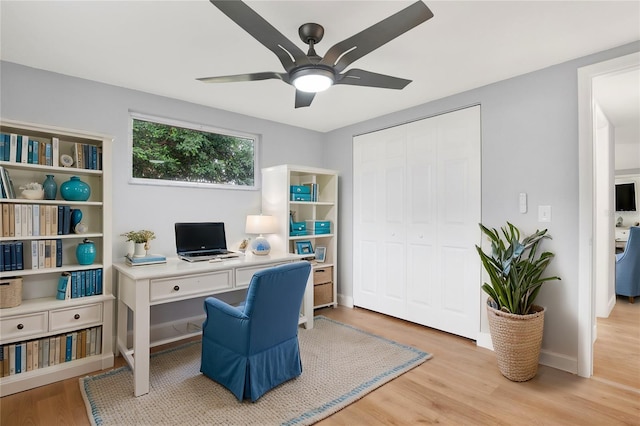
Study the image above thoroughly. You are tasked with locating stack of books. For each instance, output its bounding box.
[124,254,166,266]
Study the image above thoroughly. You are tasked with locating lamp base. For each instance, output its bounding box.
[251,235,271,256]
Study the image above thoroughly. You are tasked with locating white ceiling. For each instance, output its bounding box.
[1,1,639,133]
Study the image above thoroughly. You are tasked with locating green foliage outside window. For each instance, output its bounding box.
[132,118,256,187]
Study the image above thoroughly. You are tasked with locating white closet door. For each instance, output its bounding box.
[354,106,481,340]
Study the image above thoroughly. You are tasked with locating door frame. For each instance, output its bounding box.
[577,51,640,378]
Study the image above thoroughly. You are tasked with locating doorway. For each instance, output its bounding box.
[577,52,640,382]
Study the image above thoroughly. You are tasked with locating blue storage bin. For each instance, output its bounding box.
[290,185,311,194]
[291,193,312,202]
[305,220,331,234]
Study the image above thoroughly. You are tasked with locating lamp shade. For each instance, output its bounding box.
[245,215,277,235]
[245,215,277,255]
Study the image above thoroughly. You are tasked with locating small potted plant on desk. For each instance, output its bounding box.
[476,222,561,382]
[121,230,156,258]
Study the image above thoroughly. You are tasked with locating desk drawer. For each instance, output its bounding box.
[50,303,103,332]
[150,271,232,303]
[0,312,48,343]
[235,262,289,289]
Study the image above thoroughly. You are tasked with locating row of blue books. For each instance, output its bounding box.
[0,325,102,377]
[0,133,58,166]
[0,241,23,271]
[56,268,103,300]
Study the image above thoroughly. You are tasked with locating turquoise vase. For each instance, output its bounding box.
[42,175,57,200]
[70,209,83,229]
[60,176,91,201]
[76,238,96,265]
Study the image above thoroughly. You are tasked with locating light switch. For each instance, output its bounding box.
[538,205,551,223]
[519,193,527,213]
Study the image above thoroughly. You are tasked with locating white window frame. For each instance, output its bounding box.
[128,111,260,191]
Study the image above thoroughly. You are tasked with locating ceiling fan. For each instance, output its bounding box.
[197,0,434,108]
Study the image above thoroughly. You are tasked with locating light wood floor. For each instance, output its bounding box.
[593,296,640,390]
[1,305,639,425]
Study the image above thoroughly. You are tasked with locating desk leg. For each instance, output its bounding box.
[133,278,151,397]
[116,298,127,357]
[302,272,314,329]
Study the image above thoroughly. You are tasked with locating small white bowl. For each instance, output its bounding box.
[21,189,45,200]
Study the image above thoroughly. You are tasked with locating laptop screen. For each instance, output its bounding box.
[175,222,228,254]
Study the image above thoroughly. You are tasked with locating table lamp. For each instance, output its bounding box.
[245,214,277,255]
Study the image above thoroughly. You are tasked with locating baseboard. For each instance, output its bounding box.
[476,332,578,374]
[337,293,354,308]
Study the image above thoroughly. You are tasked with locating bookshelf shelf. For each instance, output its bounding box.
[0,119,113,396]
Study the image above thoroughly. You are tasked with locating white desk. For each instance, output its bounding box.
[113,253,313,397]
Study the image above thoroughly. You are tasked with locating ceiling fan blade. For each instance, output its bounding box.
[320,1,433,73]
[197,72,288,84]
[210,0,310,72]
[295,90,316,108]
[335,69,411,90]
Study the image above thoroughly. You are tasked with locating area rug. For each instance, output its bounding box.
[80,316,431,425]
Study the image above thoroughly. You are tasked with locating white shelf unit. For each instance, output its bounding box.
[0,119,113,397]
[262,165,338,309]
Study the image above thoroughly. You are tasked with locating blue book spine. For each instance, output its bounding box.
[71,271,78,298]
[32,141,39,165]
[15,136,22,163]
[45,143,52,166]
[3,243,11,271]
[0,244,4,272]
[15,344,21,373]
[80,271,86,297]
[65,335,72,362]
[96,268,103,295]
[15,241,23,270]
[56,239,62,267]
[27,140,33,164]
[0,134,6,161]
[62,206,71,235]
[57,206,63,235]
[9,243,16,271]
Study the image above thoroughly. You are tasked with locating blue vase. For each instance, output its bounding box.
[43,175,57,200]
[70,209,83,230]
[60,176,91,201]
[76,239,96,265]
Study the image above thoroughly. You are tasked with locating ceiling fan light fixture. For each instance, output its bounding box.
[291,67,335,93]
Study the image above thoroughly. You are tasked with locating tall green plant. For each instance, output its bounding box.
[476,222,560,315]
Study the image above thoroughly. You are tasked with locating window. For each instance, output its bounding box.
[130,113,258,190]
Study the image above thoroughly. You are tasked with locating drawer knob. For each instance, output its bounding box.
[17,323,24,330]
[74,314,80,320]
[173,285,180,291]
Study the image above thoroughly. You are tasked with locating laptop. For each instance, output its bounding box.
[175,222,239,262]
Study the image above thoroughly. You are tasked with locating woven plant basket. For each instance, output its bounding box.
[486,299,545,382]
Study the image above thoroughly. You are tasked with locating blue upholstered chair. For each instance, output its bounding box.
[616,226,640,303]
[200,261,311,401]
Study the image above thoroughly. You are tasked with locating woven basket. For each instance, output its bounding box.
[486,299,545,382]
[0,277,23,308]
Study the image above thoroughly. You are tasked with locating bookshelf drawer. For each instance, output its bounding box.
[0,312,48,343]
[150,271,232,303]
[313,266,333,285]
[49,303,102,332]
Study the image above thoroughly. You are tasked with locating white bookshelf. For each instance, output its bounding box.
[0,119,113,396]
[262,164,338,309]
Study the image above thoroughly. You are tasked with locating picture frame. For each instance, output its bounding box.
[295,240,313,255]
[315,246,326,263]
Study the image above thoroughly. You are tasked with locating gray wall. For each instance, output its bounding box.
[324,41,640,368]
